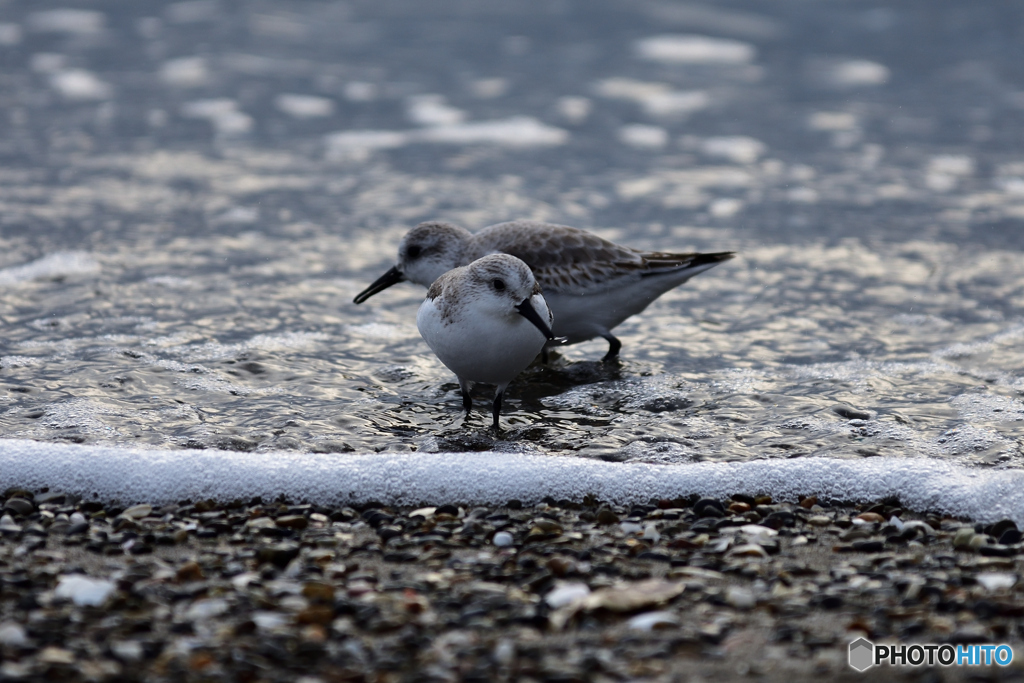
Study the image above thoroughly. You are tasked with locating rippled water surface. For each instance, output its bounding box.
[1,1,1023,467]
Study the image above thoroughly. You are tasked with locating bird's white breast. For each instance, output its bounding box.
[417,293,550,385]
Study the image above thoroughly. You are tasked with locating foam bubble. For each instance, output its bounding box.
[811,59,890,88]
[212,206,259,224]
[950,393,1024,422]
[343,81,378,102]
[325,117,568,158]
[181,99,253,136]
[701,136,766,164]
[50,70,113,100]
[166,331,328,361]
[0,356,43,369]
[149,358,205,375]
[556,96,592,124]
[709,197,744,218]
[346,323,414,341]
[27,10,105,35]
[0,252,100,286]
[406,94,466,127]
[928,155,975,176]
[808,112,859,131]
[145,276,194,290]
[325,130,410,159]
[619,125,668,149]
[635,34,755,64]
[160,57,209,87]
[176,376,280,396]
[275,94,335,119]
[595,78,710,117]
[933,424,1008,457]
[413,117,568,147]
[934,323,1024,360]
[33,398,129,438]
[470,78,508,99]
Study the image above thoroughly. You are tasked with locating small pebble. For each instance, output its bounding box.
[727,544,769,559]
[54,575,116,607]
[545,582,591,608]
[176,561,204,582]
[38,647,76,665]
[531,519,562,534]
[121,504,152,520]
[253,611,289,632]
[493,639,515,666]
[968,534,989,550]
[976,572,1016,592]
[275,515,309,530]
[855,512,885,523]
[627,610,680,631]
[492,530,514,547]
[302,582,335,602]
[953,527,976,548]
[0,621,28,647]
[185,598,229,621]
[725,586,756,610]
[3,497,34,516]
[110,640,144,662]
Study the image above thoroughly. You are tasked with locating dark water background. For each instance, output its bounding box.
[0,1,1023,466]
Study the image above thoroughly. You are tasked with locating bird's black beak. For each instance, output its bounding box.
[515,298,557,341]
[353,266,405,304]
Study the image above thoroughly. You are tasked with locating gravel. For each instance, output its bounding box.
[0,488,1022,681]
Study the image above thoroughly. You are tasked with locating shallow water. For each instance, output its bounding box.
[0,1,1023,469]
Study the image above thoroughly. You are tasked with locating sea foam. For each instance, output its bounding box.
[0,439,1020,524]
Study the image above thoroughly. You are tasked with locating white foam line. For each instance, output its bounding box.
[0,439,1020,523]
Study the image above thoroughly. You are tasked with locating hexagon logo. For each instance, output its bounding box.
[848,638,874,672]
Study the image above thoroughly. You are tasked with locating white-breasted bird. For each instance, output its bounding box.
[416,253,557,430]
[356,219,734,360]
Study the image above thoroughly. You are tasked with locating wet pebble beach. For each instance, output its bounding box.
[2,0,1024,680]
[2,489,1023,681]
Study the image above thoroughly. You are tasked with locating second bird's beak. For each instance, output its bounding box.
[515,298,557,341]
[353,266,405,304]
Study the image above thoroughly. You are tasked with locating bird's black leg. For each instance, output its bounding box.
[601,334,622,362]
[459,380,473,415]
[491,388,504,432]
[541,347,549,364]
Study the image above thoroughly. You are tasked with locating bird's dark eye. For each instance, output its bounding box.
[406,245,422,259]
[492,278,506,291]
